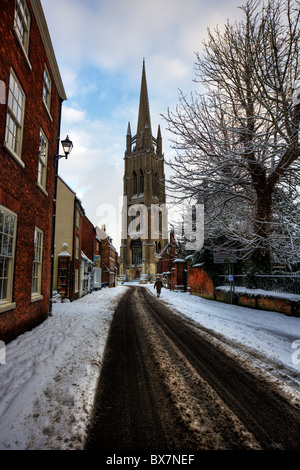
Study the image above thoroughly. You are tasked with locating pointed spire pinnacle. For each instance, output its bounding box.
[137,59,152,137]
[157,124,161,139]
[157,124,162,156]
[126,122,132,154]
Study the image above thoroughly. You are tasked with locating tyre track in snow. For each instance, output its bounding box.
[84,286,300,451]
[84,287,192,451]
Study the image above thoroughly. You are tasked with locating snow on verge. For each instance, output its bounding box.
[0,286,128,450]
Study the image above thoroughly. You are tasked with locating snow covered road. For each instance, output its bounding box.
[159,285,300,390]
[0,283,299,450]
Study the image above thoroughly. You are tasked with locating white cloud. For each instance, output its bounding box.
[57,102,125,246]
[43,0,242,75]
[41,0,247,250]
[62,107,87,125]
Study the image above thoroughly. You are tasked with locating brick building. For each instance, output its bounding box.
[54,177,104,299]
[92,227,102,291]
[54,177,85,301]
[73,197,85,300]
[156,229,178,288]
[81,213,97,296]
[156,230,177,275]
[96,226,118,287]
[0,0,66,343]
[53,177,75,299]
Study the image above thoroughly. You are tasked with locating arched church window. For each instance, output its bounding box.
[133,171,137,195]
[132,239,142,265]
[139,170,144,194]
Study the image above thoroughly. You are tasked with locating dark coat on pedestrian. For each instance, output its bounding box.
[154,279,163,297]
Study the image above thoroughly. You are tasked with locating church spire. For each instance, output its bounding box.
[126,122,132,154]
[137,59,152,138]
[157,124,162,157]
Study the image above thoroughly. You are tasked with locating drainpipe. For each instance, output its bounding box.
[49,97,63,316]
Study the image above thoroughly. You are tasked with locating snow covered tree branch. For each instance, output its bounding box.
[163,0,300,270]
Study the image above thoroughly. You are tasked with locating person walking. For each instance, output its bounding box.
[154,276,163,298]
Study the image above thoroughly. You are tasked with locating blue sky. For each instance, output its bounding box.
[41,0,244,250]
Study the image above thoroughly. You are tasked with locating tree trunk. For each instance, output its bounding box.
[252,184,273,272]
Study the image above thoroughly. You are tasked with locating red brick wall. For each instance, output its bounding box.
[101,238,118,287]
[82,215,95,262]
[215,288,300,317]
[171,261,186,291]
[188,266,215,299]
[257,297,292,315]
[0,1,63,342]
[100,238,109,285]
[157,244,176,274]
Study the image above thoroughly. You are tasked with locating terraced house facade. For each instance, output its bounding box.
[0,0,66,343]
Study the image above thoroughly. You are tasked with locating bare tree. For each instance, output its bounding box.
[164,0,300,270]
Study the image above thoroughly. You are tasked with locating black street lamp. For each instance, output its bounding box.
[57,135,73,159]
[49,135,74,316]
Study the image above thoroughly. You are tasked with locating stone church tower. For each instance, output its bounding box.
[119,60,168,281]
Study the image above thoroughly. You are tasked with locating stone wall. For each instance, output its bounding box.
[215,287,300,317]
[186,263,300,317]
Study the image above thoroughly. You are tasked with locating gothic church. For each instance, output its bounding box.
[119,61,168,281]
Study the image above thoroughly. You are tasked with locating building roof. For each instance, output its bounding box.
[95,226,117,252]
[57,175,76,195]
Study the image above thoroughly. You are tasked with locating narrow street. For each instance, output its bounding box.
[84,286,300,451]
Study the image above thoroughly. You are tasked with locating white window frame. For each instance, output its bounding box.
[4,70,26,166]
[0,205,17,313]
[0,81,6,105]
[31,227,43,301]
[43,64,52,114]
[14,0,31,56]
[37,129,48,193]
